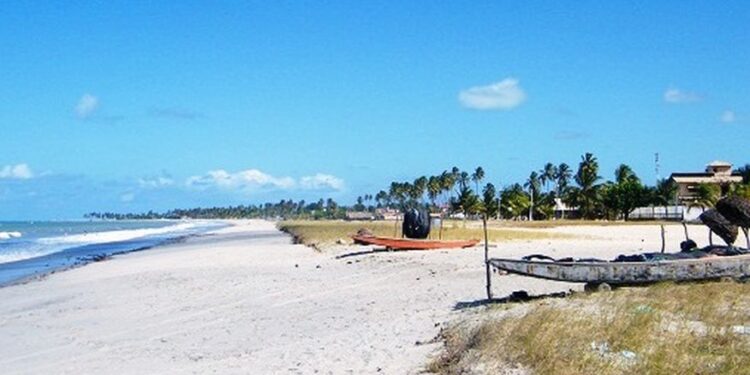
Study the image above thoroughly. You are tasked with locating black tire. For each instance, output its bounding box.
[402,208,431,239]
[716,196,750,228]
[699,209,738,246]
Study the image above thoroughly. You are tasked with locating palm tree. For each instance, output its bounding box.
[427,176,441,209]
[500,183,531,219]
[554,163,573,219]
[375,190,388,208]
[687,183,720,213]
[575,153,601,219]
[736,164,750,184]
[413,176,428,203]
[389,182,408,209]
[472,166,485,194]
[614,164,637,184]
[556,163,572,196]
[654,179,677,218]
[459,171,470,191]
[731,184,750,200]
[453,184,481,226]
[439,170,457,207]
[451,166,460,182]
[542,163,557,193]
[524,171,541,220]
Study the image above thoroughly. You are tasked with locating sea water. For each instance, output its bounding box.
[0,220,227,286]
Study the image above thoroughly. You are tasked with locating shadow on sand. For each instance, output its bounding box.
[335,248,391,259]
[454,290,572,310]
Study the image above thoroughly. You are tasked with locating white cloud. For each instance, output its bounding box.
[0,164,33,179]
[720,110,736,123]
[75,94,99,118]
[458,78,526,110]
[186,169,295,191]
[120,192,135,202]
[138,176,174,188]
[300,173,345,191]
[663,88,701,103]
[185,169,345,192]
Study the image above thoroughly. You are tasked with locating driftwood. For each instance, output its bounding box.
[716,196,750,248]
[700,209,738,245]
[717,196,750,228]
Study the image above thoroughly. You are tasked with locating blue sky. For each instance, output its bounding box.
[1,1,748,219]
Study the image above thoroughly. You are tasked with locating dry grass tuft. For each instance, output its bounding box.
[277,220,570,249]
[429,281,750,374]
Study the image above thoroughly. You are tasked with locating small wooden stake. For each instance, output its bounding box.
[483,215,492,300]
[682,222,689,241]
[439,213,444,240]
[709,230,713,246]
[660,225,666,253]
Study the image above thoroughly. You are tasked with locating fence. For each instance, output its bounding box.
[628,206,685,221]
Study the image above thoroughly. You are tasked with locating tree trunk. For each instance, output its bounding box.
[483,215,492,300]
[528,190,534,221]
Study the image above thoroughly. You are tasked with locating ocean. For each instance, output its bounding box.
[0,220,227,286]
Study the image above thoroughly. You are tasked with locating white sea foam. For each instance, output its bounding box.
[0,231,22,240]
[0,247,61,264]
[0,221,222,265]
[37,222,198,246]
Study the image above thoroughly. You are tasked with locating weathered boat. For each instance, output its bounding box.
[351,235,479,250]
[489,252,750,285]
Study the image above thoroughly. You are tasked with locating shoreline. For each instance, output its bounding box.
[0,220,233,288]
[0,234,196,289]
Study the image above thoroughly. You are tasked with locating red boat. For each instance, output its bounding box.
[351,235,479,250]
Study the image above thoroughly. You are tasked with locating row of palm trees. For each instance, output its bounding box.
[366,153,744,221]
[368,166,489,210]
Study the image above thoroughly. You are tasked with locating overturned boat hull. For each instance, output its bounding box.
[489,254,750,284]
[351,235,479,250]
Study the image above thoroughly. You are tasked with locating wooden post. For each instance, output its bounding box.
[483,215,492,300]
[709,230,713,246]
[682,222,689,241]
[394,216,399,238]
[660,225,666,253]
[439,213,444,240]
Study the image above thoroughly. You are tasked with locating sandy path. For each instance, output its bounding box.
[0,221,711,374]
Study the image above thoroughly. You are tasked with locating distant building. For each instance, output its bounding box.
[345,211,375,221]
[374,208,401,221]
[669,161,743,204]
[553,198,579,219]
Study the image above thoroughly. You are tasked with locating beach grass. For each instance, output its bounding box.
[429,280,750,374]
[277,220,572,249]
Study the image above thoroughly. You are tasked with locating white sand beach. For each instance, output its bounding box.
[0,220,712,374]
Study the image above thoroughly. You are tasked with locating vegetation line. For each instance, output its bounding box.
[83,154,750,221]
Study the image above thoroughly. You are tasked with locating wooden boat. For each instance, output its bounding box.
[351,235,479,250]
[489,253,750,285]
